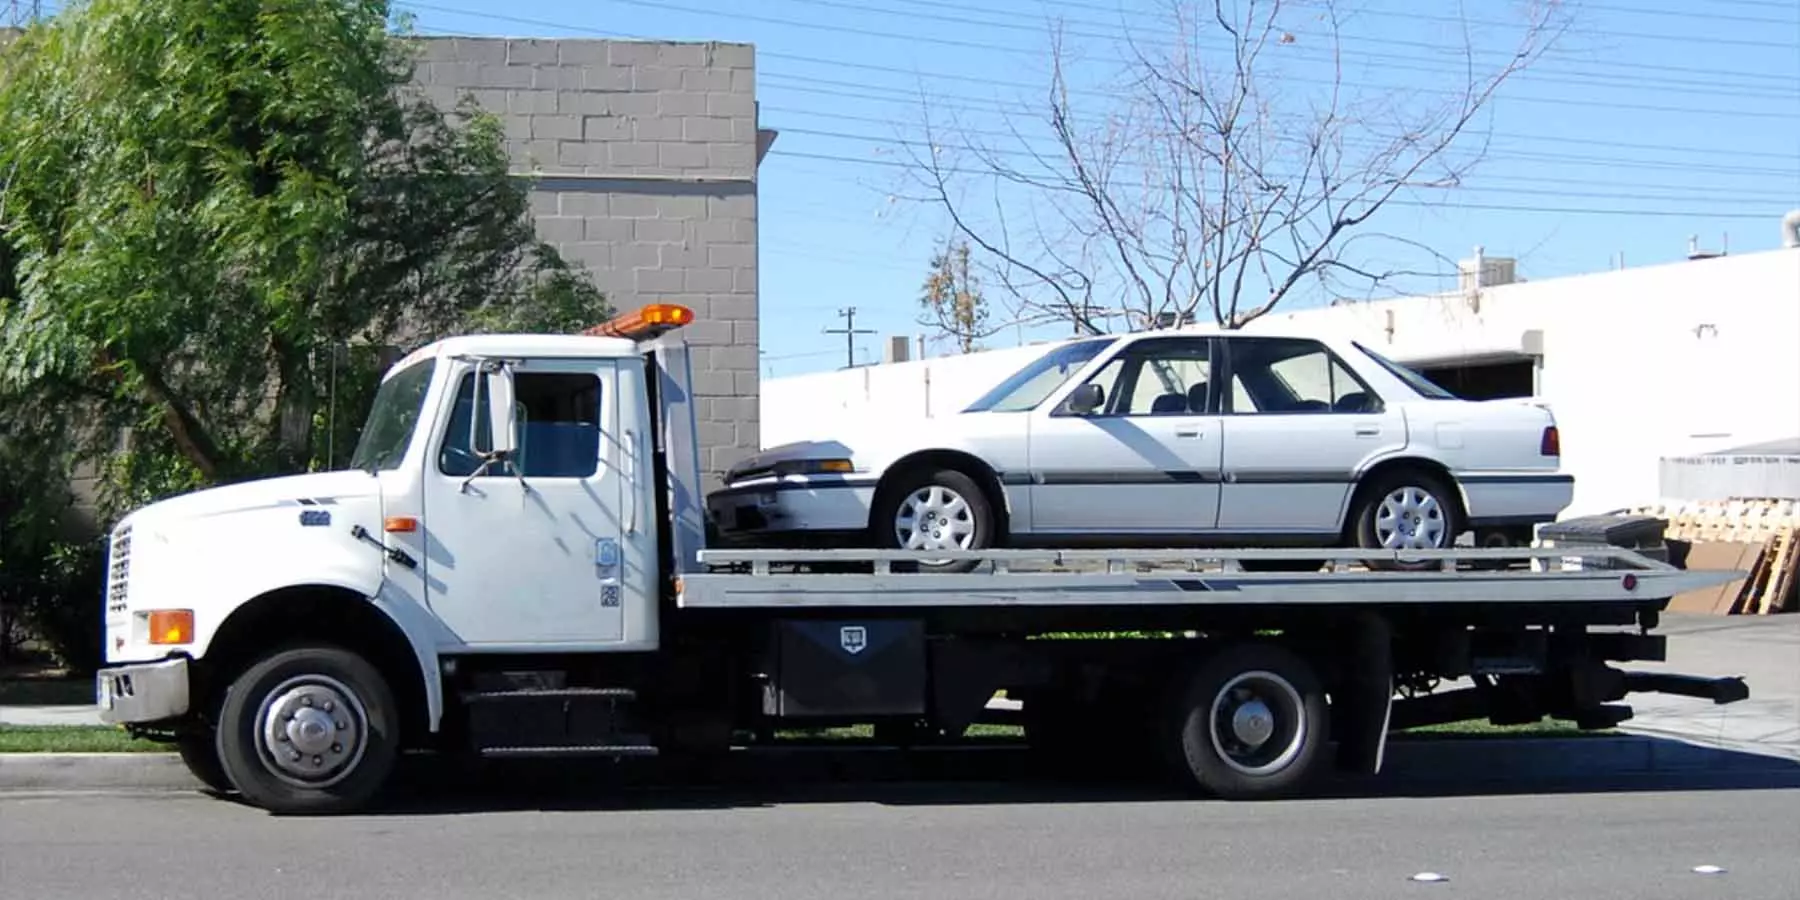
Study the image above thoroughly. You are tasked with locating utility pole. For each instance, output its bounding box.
[4,0,42,27]
[822,307,874,369]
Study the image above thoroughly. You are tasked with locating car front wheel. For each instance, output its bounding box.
[874,467,994,573]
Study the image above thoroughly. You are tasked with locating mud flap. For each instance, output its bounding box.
[1334,612,1394,775]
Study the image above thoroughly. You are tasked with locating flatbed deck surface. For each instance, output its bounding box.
[678,547,1741,609]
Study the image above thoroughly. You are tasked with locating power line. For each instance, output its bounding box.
[759,104,1800,184]
[404,2,1800,119]
[822,307,877,368]
[765,147,1788,220]
[769,123,1791,205]
[757,73,1800,165]
[407,0,1800,90]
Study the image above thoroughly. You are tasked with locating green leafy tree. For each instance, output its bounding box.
[0,0,607,490]
[0,0,609,666]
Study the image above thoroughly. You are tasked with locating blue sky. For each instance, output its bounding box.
[395,0,1798,377]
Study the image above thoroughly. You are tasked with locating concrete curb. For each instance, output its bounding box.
[1381,736,1799,781]
[5,735,1797,795]
[0,753,195,793]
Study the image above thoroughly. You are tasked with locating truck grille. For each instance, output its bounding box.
[107,526,132,612]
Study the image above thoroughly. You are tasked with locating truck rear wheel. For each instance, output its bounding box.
[1163,643,1328,799]
[215,645,398,815]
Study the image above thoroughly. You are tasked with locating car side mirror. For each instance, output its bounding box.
[1065,382,1104,415]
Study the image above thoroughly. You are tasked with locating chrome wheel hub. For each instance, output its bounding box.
[1209,671,1306,777]
[1374,486,1447,550]
[255,675,368,788]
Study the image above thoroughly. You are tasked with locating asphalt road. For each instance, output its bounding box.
[4,774,1797,900]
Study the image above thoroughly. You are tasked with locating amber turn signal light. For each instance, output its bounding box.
[147,609,194,645]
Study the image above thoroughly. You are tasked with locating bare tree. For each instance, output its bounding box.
[905,0,1567,335]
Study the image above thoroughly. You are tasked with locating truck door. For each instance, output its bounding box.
[421,357,632,646]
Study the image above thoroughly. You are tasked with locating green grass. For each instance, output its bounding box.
[0,725,166,753]
[1395,719,1611,740]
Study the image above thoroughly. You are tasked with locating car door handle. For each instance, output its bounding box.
[1354,424,1380,437]
[1175,429,1201,438]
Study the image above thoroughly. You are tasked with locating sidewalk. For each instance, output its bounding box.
[1618,612,1800,761]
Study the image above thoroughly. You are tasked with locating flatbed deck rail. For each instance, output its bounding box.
[679,547,1742,609]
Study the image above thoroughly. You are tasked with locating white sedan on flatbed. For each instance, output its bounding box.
[707,330,1573,571]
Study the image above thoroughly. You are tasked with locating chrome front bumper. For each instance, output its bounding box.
[96,657,191,726]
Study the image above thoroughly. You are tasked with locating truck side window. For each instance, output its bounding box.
[439,371,604,478]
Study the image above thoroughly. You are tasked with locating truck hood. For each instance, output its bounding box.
[118,470,380,533]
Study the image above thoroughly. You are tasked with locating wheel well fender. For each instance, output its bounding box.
[200,585,440,744]
[870,449,1011,537]
[1341,457,1468,538]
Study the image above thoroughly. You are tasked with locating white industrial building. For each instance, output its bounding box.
[762,231,1800,519]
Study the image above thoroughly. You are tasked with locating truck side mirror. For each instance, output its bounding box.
[483,367,517,459]
[1064,382,1104,416]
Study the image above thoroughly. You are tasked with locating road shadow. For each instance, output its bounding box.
[339,736,1800,817]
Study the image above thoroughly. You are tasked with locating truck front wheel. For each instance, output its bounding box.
[215,645,398,815]
[1163,643,1328,799]
[176,732,233,794]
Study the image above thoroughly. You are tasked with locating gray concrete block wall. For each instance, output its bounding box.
[412,37,762,486]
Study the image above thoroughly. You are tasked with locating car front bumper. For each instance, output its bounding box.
[707,478,878,536]
[96,657,191,726]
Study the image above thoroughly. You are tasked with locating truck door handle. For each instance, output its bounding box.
[624,429,639,535]
[1354,424,1380,437]
[1175,429,1201,438]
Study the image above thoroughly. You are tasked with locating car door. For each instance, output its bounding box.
[1026,336,1224,535]
[1215,336,1408,534]
[421,357,633,646]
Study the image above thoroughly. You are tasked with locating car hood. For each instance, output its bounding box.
[117,470,380,533]
[732,413,1013,481]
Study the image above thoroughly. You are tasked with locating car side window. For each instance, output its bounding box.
[1228,339,1378,414]
[439,371,603,478]
[1068,339,1213,416]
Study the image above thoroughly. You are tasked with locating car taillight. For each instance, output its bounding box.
[1540,425,1560,456]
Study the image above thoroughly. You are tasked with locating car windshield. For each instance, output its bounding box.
[349,358,437,471]
[963,338,1114,412]
[1353,342,1458,400]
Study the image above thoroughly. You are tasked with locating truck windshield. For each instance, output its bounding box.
[349,358,437,471]
[963,338,1114,413]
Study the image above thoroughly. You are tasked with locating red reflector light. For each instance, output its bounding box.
[1540,425,1560,456]
[1622,573,1638,591]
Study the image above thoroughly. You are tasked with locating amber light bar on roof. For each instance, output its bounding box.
[582,304,695,340]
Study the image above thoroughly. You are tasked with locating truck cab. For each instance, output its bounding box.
[96,305,708,812]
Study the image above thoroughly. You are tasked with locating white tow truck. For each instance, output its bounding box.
[94,304,1749,814]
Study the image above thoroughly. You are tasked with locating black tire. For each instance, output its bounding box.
[176,732,234,794]
[1162,642,1329,799]
[872,467,995,573]
[215,645,399,815]
[1349,468,1461,571]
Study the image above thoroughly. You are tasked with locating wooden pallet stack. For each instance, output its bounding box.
[1625,498,1799,615]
